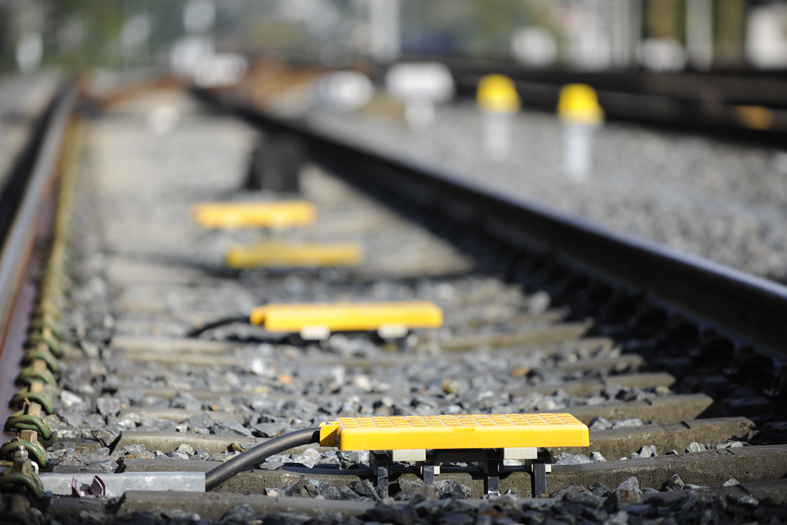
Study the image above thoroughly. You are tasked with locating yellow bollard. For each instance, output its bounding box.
[557,84,603,182]
[477,75,521,160]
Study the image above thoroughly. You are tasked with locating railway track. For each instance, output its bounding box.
[2,75,787,523]
[388,56,787,138]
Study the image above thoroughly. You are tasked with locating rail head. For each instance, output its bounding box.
[0,85,77,352]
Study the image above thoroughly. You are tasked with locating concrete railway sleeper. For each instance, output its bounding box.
[2,78,787,524]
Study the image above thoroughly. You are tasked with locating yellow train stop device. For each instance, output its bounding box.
[249,301,443,339]
[319,413,588,451]
[319,413,588,497]
[190,201,317,229]
[226,241,363,268]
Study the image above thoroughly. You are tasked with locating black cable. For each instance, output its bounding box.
[205,427,321,491]
[187,316,249,338]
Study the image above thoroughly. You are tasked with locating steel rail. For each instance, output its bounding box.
[192,87,787,356]
[0,86,76,358]
[394,55,787,107]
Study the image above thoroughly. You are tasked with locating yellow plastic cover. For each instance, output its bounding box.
[226,241,363,268]
[249,301,443,332]
[190,201,317,229]
[319,413,589,450]
[477,75,521,113]
[557,84,603,125]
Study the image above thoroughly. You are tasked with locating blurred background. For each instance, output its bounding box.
[0,0,786,75]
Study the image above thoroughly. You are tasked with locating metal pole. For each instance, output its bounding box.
[686,0,713,70]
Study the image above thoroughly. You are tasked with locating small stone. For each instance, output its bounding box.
[59,410,84,428]
[183,411,214,432]
[114,417,137,430]
[193,450,210,461]
[606,489,640,509]
[91,459,118,473]
[351,479,381,502]
[663,474,684,491]
[123,389,145,404]
[590,482,612,497]
[654,385,671,395]
[302,448,321,461]
[176,444,195,455]
[686,442,706,453]
[612,418,646,428]
[615,476,641,495]
[209,452,240,462]
[353,375,373,392]
[298,479,320,498]
[211,420,253,438]
[588,416,613,431]
[253,422,290,437]
[340,486,366,501]
[96,396,121,418]
[83,414,106,430]
[684,484,708,490]
[408,485,437,505]
[221,504,256,524]
[591,451,607,462]
[564,491,603,509]
[337,450,368,469]
[320,483,343,500]
[527,291,550,314]
[555,452,592,465]
[727,493,759,507]
[60,390,84,410]
[288,454,316,469]
[168,450,190,460]
[136,417,176,432]
[666,450,679,455]
[430,479,469,500]
[638,445,657,458]
[170,391,202,412]
[550,485,585,499]
[92,426,121,447]
[316,453,340,468]
[80,339,100,358]
[722,478,739,487]
[259,455,285,471]
[121,444,147,455]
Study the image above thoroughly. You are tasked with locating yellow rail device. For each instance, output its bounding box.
[249,301,443,336]
[190,201,317,229]
[477,75,520,113]
[319,413,589,451]
[557,84,603,125]
[226,241,363,268]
